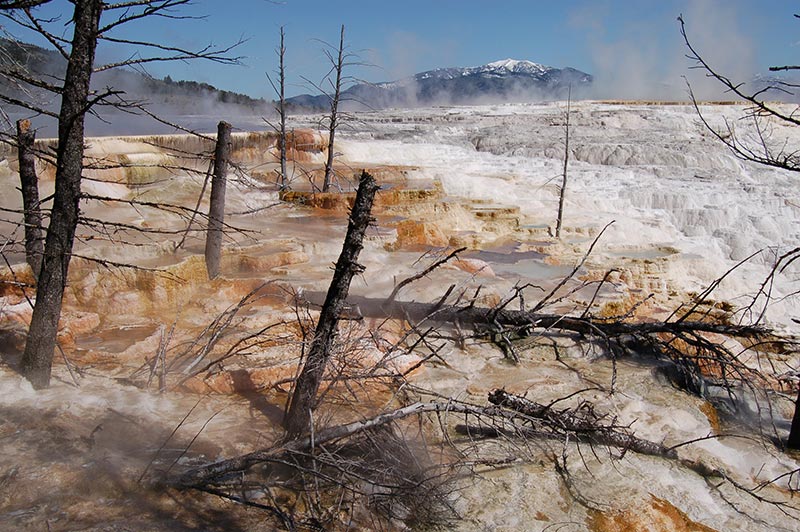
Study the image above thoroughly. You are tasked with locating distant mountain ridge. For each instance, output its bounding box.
[0,38,268,134]
[287,59,593,111]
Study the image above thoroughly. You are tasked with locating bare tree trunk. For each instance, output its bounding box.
[789,388,800,449]
[204,121,232,280]
[16,118,43,277]
[555,86,571,239]
[21,0,103,390]
[284,170,379,438]
[322,25,345,193]
[278,26,288,190]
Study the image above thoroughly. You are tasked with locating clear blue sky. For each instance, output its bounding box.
[12,0,800,99]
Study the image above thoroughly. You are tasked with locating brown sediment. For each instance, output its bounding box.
[284,128,326,162]
[596,294,650,320]
[387,219,449,250]
[698,401,721,434]
[586,495,718,532]
[279,164,436,210]
[181,364,297,395]
[449,257,496,277]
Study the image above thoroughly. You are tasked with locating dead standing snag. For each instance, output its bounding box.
[322,25,345,192]
[16,118,42,277]
[20,0,104,389]
[555,85,571,238]
[204,120,232,280]
[284,170,379,438]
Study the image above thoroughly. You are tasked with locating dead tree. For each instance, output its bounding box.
[204,121,231,280]
[487,389,677,457]
[265,26,289,190]
[16,118,42,277]
[786,382,800,449]
[284,170,379,438]
[277,26,288,189]
[322,25,345,193]
[20,0,104,389]
[555,85,571,238]
[178,386,800,526]
[0,2,241,389]
[791,393,800,450]
[183,401,465,487]
[679,15,800,175]
[680,14,800,448]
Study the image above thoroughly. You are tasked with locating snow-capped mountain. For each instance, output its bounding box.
[416,59,553,81]
[286,59,592,111]
[482,58,551,74]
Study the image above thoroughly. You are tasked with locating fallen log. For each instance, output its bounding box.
[176,393,792,517]
[177,401,491,488]
[487,389,677,458]
[176,394,677,489]
[302,292,768,340]
[300,292,775,396]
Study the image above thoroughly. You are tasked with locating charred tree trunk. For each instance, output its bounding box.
[204,121,232,280]
[284,170,379,438]
[21,0,103,390]
[16,118,43,277]
[278,26,288,190]
[789,388,800,449]
[555,86,571,239]
[321,25,345,193]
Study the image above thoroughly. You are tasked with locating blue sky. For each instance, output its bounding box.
[11,0,800,99]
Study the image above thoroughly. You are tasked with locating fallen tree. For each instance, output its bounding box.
[303,290,768,339]
[486,389,677,458]
[301,289,777,400]
[175,385,800,526]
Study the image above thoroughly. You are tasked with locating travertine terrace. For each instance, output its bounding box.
[1,102,799,531]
